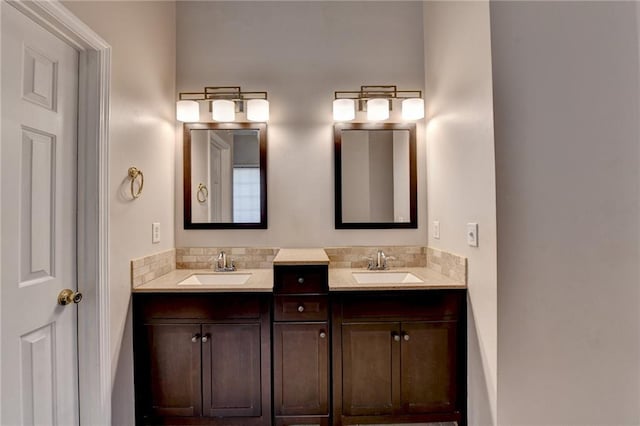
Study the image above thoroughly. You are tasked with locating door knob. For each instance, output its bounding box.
[392,332,401,342]
[191,334,201,343]
[58,289,83,306]
[403,333,410,341]
[319,331,327,339]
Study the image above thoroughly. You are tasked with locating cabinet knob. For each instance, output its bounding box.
[297,277,305,284]
[319,331,327,339]
[403,333,410,341]
[297,305,305,313]
[202,334,210,343]
[392,332,401,342]
[191,334,201,343]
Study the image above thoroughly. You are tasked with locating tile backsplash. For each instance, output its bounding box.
[131,248,176,287]
[133,246,467,286]
[426,247,467,283]
[176,247,278,270]
[324,246,427,269]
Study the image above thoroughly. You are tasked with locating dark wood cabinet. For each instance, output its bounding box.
[273,265,330,426]
[133,293,271,426]
[333,291,466,425]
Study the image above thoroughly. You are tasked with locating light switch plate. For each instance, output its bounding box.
[467,223,478,247]
[433,220,440,239]
[152,222,160,244]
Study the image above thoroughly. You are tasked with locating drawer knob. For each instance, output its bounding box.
[191,334,201,343]
[297,305,305,313]
[319,331,326,339]
[392,332,401,342]
[403,333,410,341]
[297,277,305,284]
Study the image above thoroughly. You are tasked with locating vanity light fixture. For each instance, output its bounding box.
[333,85,424,122]
[176,86,269,122]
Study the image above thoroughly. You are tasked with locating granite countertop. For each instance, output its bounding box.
[329,266,466,291]
[273,248,330,265]
[133,268,273,293]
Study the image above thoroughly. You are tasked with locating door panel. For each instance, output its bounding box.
[144,324,202,417]
[1,3,79,425]
[202,323,262,417]
[341,323,400,416]
[274,322,329,416]
[400,321,458,413]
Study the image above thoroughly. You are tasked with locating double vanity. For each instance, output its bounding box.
[132,248,467,426]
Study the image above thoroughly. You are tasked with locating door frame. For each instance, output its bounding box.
[0,1,112,425]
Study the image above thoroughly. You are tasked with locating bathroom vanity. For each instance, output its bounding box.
[132,249,466,426]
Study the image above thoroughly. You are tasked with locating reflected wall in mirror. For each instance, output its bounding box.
[184,122,267,229]
[334,123,417,229]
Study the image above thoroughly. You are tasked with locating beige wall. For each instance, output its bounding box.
[61,2,176,424]
[175,1,427,247]
[491,2,640,424]
[423,2,497,424]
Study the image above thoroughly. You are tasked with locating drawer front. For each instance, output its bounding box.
[339,291,464,321]
[274,295,328,321]
[274,265,328,294]
[134,293,263,321]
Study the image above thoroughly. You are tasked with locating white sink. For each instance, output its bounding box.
[178,273,252,286]
[352,271,424,284]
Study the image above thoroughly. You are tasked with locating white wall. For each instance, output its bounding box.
[61,2,176,424]
[491,2,640,424]
[423,2,497,424]
[175,1,426,247]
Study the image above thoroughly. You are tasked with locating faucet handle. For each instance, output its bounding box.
[362,256,374,270]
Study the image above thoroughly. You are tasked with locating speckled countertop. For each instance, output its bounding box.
[273,248,330,265]
[132,268,273,293]
[328,267,466,291]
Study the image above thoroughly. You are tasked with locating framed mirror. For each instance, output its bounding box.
[334,123,417,229]
[184,122,267,229]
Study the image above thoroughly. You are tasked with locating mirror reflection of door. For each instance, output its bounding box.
[341,130,411,223]
[190,128,261,224]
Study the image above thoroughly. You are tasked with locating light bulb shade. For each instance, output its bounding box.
[402,98,424,120]
[211,99,236,122]
[333,99,355,121]
[367,98,389,121]
[176,100,199,122]
[246,99,269,121]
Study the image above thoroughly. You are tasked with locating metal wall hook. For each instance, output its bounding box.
[128,167,144,199]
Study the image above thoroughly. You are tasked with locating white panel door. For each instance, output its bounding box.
[1,3,79,425]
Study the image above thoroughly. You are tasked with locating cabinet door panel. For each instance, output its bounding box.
[342,323,400,416]
[202,323,261,417]
[400,321,457,413]
[274,323,329,416]
[144,324,202,417]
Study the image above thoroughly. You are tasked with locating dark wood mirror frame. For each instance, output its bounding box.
[334,122,417,229]
[183,122,267,229]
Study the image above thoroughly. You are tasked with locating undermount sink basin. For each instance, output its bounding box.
[177,273,252,286]
[352,271,424,284]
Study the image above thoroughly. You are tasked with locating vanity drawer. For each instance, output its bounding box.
[274,295,328,321]
[134,293,263,321]
[274,265,328,294]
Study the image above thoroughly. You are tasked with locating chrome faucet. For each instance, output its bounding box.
[215,251,236,272]
[366,250,395,270]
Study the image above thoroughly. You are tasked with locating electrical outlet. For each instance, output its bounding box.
[467,223,478,247]
[433,220,440,239]
[152,222,160,244]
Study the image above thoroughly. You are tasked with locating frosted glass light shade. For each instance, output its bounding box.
[176,100,199,122]
[402,98,424,120]
[333,99,355,121]
[211,100,236,122]
[367,98,389,121]
[247,99,269,121]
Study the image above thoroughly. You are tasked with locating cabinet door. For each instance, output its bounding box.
[341,323,400,416]
[400,321,458,413]
[143,324,202,417]
[202,323,262,417]
[274,322,329,416]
